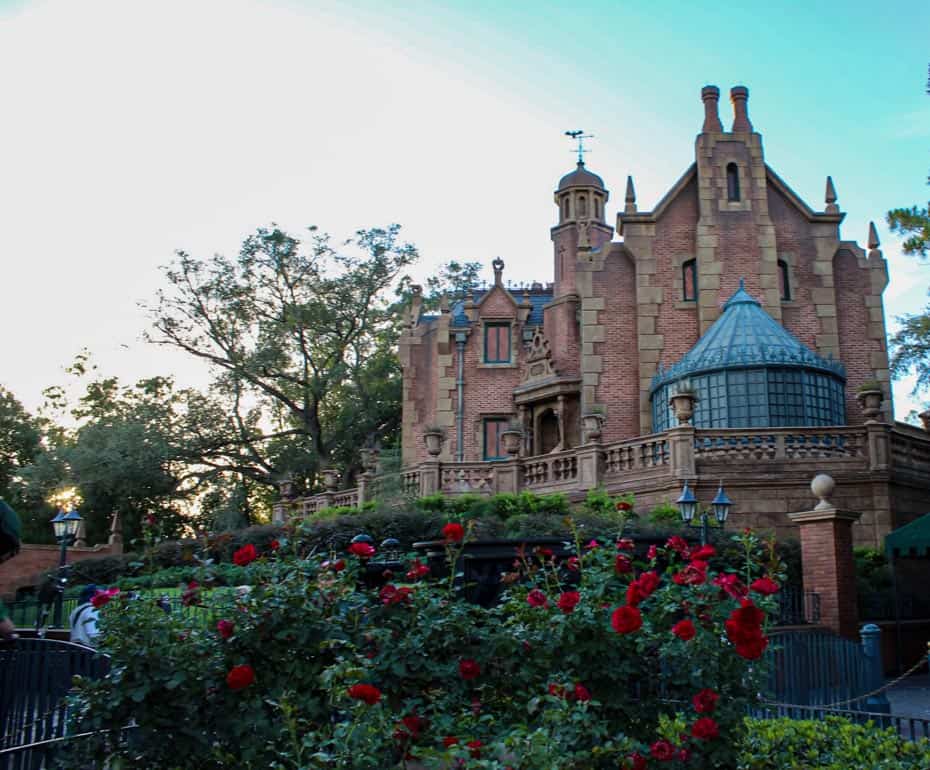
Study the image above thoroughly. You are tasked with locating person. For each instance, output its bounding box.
[0,498,22,641]
[69,585,100,647]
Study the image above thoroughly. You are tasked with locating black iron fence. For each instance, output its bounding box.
[775,587,820,626]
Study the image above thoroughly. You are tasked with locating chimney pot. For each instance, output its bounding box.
[701,85,723,133]
[730,85,752,132]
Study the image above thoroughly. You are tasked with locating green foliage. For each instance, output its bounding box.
[648,501,683,527]
[738,716,930,769]
[66,527,782,769]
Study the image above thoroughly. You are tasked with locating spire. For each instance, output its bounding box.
[624,175,637,213]
[701,85,723,132]
[825,176,838,214]
[868,222,881,259]
[730,86,752,132]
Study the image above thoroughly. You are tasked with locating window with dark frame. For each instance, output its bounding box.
[726,163,740,201]
[484,322,511,363]
[483,418,509,461]
[778,259,791,301]
[682,259,697,301]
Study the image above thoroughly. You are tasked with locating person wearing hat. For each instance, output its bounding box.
[69,584,100,647]
[0,499,22,641]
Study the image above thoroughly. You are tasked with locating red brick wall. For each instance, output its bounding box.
[835,248,876,425]
[0,544,117,600]
[651,177,701,367]
[593,250,640,441]
[544,299,579,378]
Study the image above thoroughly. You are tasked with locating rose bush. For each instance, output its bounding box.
[65,523,789,769]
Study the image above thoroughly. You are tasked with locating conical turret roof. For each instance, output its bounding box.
[650,280,844,393]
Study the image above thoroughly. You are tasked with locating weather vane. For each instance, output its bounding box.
[565,130,593,164]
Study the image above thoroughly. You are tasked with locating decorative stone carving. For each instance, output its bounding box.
[669,391,697,425]
[500,427,523,456]
[321,468,340,492]
[811,473,835,510]
[856,386,884,422]
[522,330,556,382]
[423,429,446,457]
[582,413,604,443]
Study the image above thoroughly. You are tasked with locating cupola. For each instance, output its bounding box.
[555,161,608,226]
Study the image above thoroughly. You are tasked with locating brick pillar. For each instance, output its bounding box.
[788,474,860,639]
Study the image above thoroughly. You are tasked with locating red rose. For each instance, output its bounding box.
[691,716,719,740]
[348,683,381,705]
[380,584,413,606]
[666,535,690,556]
[537,546,554,559]
[650,739,676,761]
[678,748,691,762]
[269,539,280,551]
[91,587,119,609]
[323,558,346,571]
[401,714,425,739]
[226,664,255,690]
[616,537,635,551]
[626,571,660,606]
[672,562,707,586]
[442,736,459,748]
[557,591,581,614]
[647,545,658,560]
[573,683,591,702]
[548,683,567,698]
[527,588,548,608]
[611,605,643,634]
[725,600,769,659]
[615,501,632,512]
[347,542,376,558]
[584,539,600,550]
[458,658,481,680]
[442,522,464,543]
[615,554,632,574]
[692,688,719,714]
[750,576,780,595]
[735,635,769,660]
[466,740,482,759]
[233,544,258,566]
[565,556,580,571]
[690,544,716,561]
[713,572,748,600]
[216,620,234,640]
[672,618,696,641]
[406,559,430,580]
[626,752,647,770]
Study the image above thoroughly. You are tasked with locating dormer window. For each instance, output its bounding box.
[682,259,697,301]
[778,259,791,301]
[484,322,511,363]
[726,163,740,202]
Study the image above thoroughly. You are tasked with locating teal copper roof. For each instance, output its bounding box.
[650,280,845,393]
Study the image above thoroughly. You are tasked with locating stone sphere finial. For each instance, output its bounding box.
[811,473,835,510]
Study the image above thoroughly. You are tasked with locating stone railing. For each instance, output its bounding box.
[694,427,867,463]
[276,421,930,519]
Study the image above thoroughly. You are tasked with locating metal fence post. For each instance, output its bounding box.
[860,623,891,713]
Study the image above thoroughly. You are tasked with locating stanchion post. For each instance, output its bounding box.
[860,623,891,714]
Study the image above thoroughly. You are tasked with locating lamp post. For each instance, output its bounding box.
[50,509,83,628]
[676,482,732,546]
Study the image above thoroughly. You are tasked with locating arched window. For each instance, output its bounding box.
[682,259,697,301]
[726,163,740,202]
[562,197,570,220]
[594,198,601,219]
[778,259,791,301]
[577,195,587,218]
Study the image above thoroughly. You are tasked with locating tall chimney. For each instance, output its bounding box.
[701,85,723,132]
[730,86,752,132]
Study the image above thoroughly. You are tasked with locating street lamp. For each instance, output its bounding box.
[50,509,83,628]
[677,482,732,546]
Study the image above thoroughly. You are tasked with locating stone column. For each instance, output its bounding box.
[419,461,441,496]
[576,444,603,490]
[866,422,890,472]
[493,459,521,495]
[357,472,372,507]
[787,474,861,639]
[667,425,695,478]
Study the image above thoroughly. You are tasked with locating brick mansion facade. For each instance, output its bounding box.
[287,86,930,549]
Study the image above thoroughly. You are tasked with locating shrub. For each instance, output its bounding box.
[738,715,930,769]
[67,527,785,769]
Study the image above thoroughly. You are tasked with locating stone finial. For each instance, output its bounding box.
[867,221,881,258]
[624,175,637,214]
[701,85,723,132]
[825,176,839,213]
[811,473,835,510]
[492,257,505,286]
[408,284,423,328]
[730,86,752,132]
[439,293,450,314]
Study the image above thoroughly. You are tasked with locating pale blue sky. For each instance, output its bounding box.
[2,0,928,417]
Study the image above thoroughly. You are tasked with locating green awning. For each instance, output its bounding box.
[885,513,930,558]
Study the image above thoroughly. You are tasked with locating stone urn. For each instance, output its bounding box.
[500,429,523,456]
[321,467,340,492]
[856,387,884,421]
[919,410,930,433]
[582,412,604,442]
[423,429,446,457]
[669,391,697,425]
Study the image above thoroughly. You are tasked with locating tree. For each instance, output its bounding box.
[887,64,930,390]
[0,386,42,502]
[147,225,418,495]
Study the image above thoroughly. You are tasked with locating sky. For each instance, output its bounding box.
[1,0,929,419]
